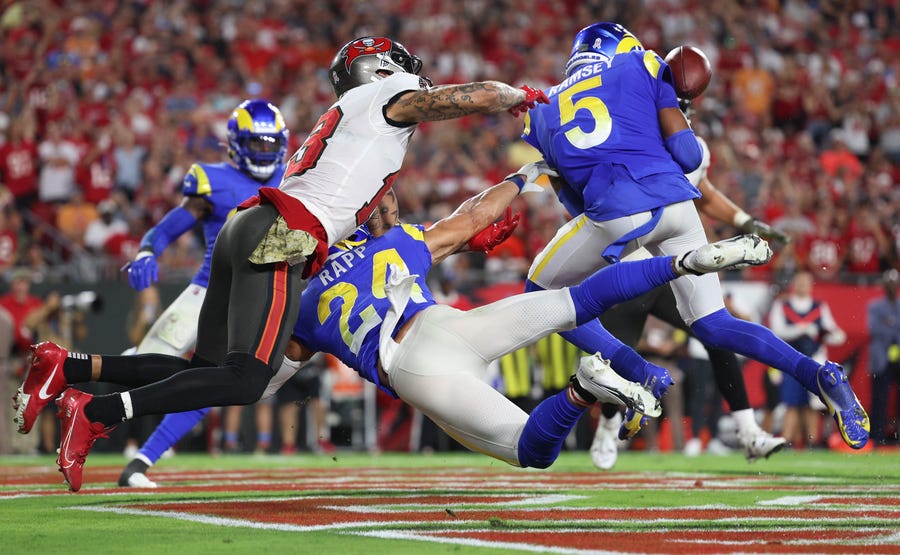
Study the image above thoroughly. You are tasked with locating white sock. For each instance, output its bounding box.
[121,392,134,420]
[732,408,757,433]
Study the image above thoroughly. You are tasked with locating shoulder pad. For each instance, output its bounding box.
[642,50,667,81]
[183,164,213,197]
[399,223,425,241]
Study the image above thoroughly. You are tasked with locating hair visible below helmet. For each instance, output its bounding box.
[226,99,288,181]
[329,36,423,98]
[564,22,644,77]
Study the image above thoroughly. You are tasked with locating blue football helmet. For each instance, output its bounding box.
[226,99,288,180]
[564,22,644,77]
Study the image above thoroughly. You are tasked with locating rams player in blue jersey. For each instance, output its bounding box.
[521,22,869,450]
[264,166,769,470]
[116,99,288,487]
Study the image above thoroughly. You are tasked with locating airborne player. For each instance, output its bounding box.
[519,22,870,452]
[14,35,550,492]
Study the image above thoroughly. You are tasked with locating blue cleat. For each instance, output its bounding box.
[618,408,649,441]
[817,362,869,449]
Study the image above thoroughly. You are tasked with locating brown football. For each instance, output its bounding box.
[664,45,712,100]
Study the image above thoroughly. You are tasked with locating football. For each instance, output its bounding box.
[664,45,712,100]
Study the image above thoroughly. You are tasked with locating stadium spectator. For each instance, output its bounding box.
[83,199,127,253]
[0,115,39,210]
[867,269,900,445]
[769,271,847,449]
[36,121,78,204]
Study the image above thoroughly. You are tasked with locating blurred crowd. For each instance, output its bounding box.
[0,0,897,290]
[2,0,899,456]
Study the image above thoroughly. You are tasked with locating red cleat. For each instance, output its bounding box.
[13,342,69,434]
[55,388,114,492]
[317,438,337,454]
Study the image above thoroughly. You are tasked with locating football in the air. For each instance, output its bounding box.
[664,45,712,100]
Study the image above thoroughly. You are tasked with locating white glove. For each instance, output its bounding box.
[509,160,559,194]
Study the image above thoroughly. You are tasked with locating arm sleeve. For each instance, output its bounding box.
[685,136,711,186]
[664,128,703,173]
[139,206,198,256]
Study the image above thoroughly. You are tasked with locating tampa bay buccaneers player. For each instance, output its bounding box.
[15,35,550,492]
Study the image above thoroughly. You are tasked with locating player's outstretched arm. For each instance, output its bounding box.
[424,162,554,263]
[122,196,211,291]
[386,82,546,123]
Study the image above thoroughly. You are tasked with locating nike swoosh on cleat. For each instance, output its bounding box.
[59,405,78,469]
[37,364,59,401]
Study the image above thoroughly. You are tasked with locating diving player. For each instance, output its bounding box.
[115,99,289,488]
[272,169,771,469]
[15,35,550,491]
[521,22,869,451]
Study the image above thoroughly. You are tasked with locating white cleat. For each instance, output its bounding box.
[121,472,158,488]
[590,412,623,470]
[576,354,662,417]
[676,234,772,275]
[739,428,787,462]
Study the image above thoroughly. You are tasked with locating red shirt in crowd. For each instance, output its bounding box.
[843,218,884,275]
[797,230,845,281]
[0,140,39,198]
[0,291,43,352]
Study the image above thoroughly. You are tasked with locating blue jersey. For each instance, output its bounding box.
[294,223,436,395]
[181,162,284,287]
[523,50,699,221]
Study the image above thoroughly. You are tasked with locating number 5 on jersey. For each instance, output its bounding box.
[558,76,612,149]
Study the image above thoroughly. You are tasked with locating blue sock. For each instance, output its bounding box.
[559,321,647,383]
[568,257,677,324]
[691,308,820,391]
[526,272,664,385]
[517,391,586,469]
[138,408,210,464]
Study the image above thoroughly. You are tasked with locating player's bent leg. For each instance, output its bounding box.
[389,367,529,466]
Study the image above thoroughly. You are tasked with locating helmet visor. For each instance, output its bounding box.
[245,135,285,154]
[391,51,422,75]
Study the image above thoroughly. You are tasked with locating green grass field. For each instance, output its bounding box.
[2,449,899,554]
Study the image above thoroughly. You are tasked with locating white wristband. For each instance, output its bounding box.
[732,211,752,228]
[134,250,155,261]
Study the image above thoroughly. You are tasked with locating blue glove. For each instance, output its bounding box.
[123,252,159,291]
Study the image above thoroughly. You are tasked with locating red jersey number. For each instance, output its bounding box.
[285,107,343,179]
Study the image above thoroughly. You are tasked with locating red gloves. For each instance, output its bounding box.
[508,85,549,117]
[467,207,521,253]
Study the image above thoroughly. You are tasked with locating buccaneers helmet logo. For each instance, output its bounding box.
[344,37,393,70]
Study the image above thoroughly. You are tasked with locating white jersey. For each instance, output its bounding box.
[684,136,711,187]
[279,72,425,245]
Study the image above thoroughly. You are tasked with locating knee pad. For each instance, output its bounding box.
[224,351,273,404]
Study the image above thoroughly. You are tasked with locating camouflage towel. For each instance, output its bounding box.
[248,216,319,266]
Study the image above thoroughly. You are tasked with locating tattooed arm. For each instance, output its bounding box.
[385,81,526,123]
